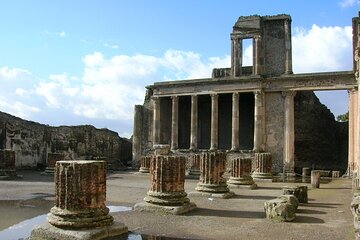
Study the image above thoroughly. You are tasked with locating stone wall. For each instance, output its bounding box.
[294,91,348,172]
[0,111,132,169]
[265,92,285,173]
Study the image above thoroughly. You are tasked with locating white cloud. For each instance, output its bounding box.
[0,67,31,79]
[103,43,119,49]
[339,0,360,8]
[43,30,66,38]
[292,24,352,73]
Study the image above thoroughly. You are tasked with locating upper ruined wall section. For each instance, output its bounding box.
[0,111,132,168]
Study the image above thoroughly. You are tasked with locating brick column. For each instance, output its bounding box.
[135,155,196,214]
[44,152,65,174]
[192,152,234,198]
[48,160,113,228]
[188,154,201,177]
[283,91,296,176]
[152,97,161,146]
[252,152,273,180]
[231,92,240,151]
[228,157,257,189]
[190,95,198,151]
[171,96,179,151]
[210,94,219,150]
[139,156,151,173]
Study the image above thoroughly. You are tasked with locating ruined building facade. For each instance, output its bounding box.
[133,14,358,175]
[0,111,132,169]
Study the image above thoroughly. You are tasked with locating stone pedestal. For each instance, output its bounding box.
[351,195,360,240]
[0,149,21,180]
[43,152,65,175]
[188,154,201,177]
[139,156,151,173]
[282,185,308,203]
[252,152,273,180]
[227,157,257,189]
[302,167,310,177]
[354,178,360,192]
[190,152,234,198]
[30,160,127,240]
[311,170,321,188]
[332,171,341,178]
[134,155,196,215]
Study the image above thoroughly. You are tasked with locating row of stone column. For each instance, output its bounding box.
[153,92,266,152]
[139,152,273,183]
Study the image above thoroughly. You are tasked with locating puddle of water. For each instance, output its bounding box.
[0,205,132,240]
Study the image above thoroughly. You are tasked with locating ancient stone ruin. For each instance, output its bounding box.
[134,147,196,214]
[30,160,128,239]
[0,111,132,170]
[132,14,354,177]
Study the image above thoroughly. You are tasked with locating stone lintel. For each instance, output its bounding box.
[30,221,127,240]
[150,71,355,97]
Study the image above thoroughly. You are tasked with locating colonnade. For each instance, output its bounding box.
[152,89,297,174]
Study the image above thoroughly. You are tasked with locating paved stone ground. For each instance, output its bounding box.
[0,170,355,239]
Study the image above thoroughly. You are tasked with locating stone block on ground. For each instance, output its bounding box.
[282,185,308,203]
[277,194,299,210]
[264,198,296,222]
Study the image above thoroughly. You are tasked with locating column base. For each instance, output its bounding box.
[195,182,230,193]
[134,201,196,215]
[138,167,150,173]
[227,177,257,189]
[252,172,273,181]
[144,191,190,206]
[30,220,127,240]
[188,190,235,199]
[48,207,114,229]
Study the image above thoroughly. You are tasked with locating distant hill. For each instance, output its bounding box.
[0,111,132,169]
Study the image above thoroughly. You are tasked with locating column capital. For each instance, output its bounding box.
[232,92,240,97]
[282,91,296,98]
[152,96,160,102]
[171,95,179,101]
[253,90,264,96]
[210,93,218,98]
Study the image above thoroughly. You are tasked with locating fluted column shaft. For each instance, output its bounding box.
[284,18,293,74]
[210,94,219,150]
[283,91,296,174]
[231,92,240,151]
[190,95,198,150]
[253,91,264,152]
[48,160,113,228]
[253,36,263,75]
[171,96,179,150]
[153,97,161,146]
[231,37,242,77]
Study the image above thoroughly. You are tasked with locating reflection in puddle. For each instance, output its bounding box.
[0,206,132,240]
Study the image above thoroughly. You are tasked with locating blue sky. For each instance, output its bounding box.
[0,0,358,137]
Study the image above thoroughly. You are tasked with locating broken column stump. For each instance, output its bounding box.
[187,154,201,178]
[332,170,340,178]
[252,152,273,181]
[311,170,321,188]
[134,155,196,215]
[282,185,308,203]
[30,160,128,240]
[42,152,65,175]
[139,155,151,173]
[351,195,360,240]
[189,151,234,198]
[227,157,257,189]
[0,149,21,180]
